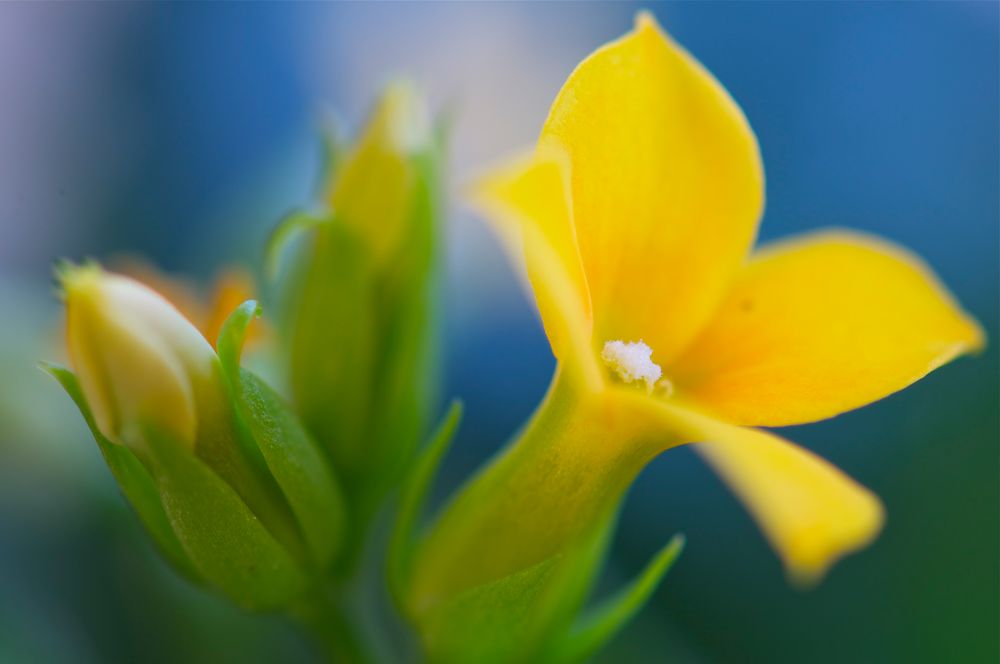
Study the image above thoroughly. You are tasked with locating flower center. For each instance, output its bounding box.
[601,339,664,394]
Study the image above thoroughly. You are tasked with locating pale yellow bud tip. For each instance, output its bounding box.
[60,262,215,449]
[381,80,432,154]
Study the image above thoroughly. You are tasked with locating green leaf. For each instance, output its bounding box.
[389,400,463,609]
[218,302,347,570]
[142,423,307,611]
[41,362,201,583]
[552,534,686,664]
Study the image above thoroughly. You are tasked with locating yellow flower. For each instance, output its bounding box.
[456,12,984,587]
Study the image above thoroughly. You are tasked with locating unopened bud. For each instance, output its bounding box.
[60,263,215,448]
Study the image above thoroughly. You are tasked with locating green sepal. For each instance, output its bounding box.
[218,301,347,570]
[47,349,308,611]
[287,220,377,478]
[264,209,331,279]
[415,509,617,664]
[547,534,686,664]
[141,422,306,611]
[217,299,262,379]
[316,121,342,200]
[419,553,566,664]
[363,130,446,505]
[41,362,201,583]
[389,400,463,610]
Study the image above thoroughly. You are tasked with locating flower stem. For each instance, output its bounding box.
[291,590,372,664]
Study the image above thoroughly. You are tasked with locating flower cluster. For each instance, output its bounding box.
[46,12,982,663]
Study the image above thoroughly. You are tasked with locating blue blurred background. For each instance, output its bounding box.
[0,2,996,662]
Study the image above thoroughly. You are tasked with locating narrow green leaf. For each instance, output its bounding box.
[554,533,686,664]
[217,302,346,570]
[389,400,463,609]
[142,424,306,611]
[41,362,201,583]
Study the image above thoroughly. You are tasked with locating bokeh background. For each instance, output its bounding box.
[1,2,996,662]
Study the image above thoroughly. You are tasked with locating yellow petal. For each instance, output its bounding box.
[694,423,884,583]
[471,149,602,390]
[540,12,764,361]
[112,256,208,333]
[671,230,985,426]
[62,265,213,447]
[634,396,883,581]
[112,258,264,350]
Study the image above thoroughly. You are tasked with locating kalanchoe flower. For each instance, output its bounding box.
[48,264,344,611]
[272,81,444,553]
[400,13,984,661]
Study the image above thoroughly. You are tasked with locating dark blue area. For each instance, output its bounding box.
[96,4,315,272]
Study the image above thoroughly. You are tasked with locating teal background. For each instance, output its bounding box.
[0,2,996,662]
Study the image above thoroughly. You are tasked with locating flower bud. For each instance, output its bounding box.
[61,262,215,448]
[326,80,433,267]
[274,82,445,559]
[52,264,345,610]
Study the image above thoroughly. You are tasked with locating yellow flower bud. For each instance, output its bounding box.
[61,263,216,448]
[327,80,432,266]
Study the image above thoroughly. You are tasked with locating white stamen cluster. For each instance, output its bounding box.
[601,339,662,393]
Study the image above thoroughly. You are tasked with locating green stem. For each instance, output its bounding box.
[291,591,372,664]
